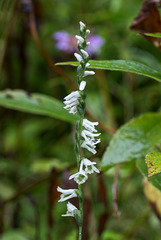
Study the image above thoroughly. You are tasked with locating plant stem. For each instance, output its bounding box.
[75,114,84,239]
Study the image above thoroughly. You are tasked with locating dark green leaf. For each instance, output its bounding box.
[0,89,78,123]
[101,113,161,171]
[57,60,161,83]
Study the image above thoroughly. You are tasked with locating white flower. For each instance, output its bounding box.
[79,21,86,31]
[86,29,90,36]
[62,202,78,217]
[81,119,101,154]
[75,35,84,44]
[81,130,101,154]
[74,53,83,63]
[57,186,77,202]
[81,158,100,174]
[69,167,88,185]
[82,119,98,132]
[83,71,95,77]
[85,63,90,68]
[63,90,80,114]
[79,81,86,91]
[80,49,89,59]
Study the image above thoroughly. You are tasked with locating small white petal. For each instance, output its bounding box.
[69,169,88,185]
[80,49,89,59]
[62,202,78,217]
[79,21,86,31]
[85,63,90,68]
[63,90,80,115]
[82,119,98,132]
[75,35,84,43]
[57,187,77,202]
[83,71,95,77]
[74,53,83,63]
[87,41,90,46]
[81,141,97,154]
[79,81,86,91]
[64,91,79,100]
[86,29,90,35]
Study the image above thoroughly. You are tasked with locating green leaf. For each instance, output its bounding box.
[57,60,161,83]
[144,32,161,38]
[0,89,78,123]
[101,112,161,171]
[145,152,161,177]
[136,158,161,191]
[1,230,29,240]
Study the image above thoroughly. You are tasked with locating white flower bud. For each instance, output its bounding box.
[79,81,86,91]
[80,49,89,59]
[74,53,83,63]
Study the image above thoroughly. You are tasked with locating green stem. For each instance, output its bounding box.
[78,184,83,240]
[75,115,84,240]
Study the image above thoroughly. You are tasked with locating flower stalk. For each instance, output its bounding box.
[57,21,101,240]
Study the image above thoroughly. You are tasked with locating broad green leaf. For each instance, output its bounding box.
[136,158,161,192]
[144,33,161,38]
[0,89,78,123]
[145,152,161,177]
[101,113,161,171]
[57,60,161,83]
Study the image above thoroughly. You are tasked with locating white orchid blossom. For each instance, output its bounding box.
[81,158,100,174]
[63,90,80,114]
[74,53,83,63]
[57,186,77,202]
[80,49,89,59]
[62,202,78,217]
[79,21,86,31]
[79,81,86,91]
[83,70,95,77]
[69,165,88,185]
[82,119,98,132]
[81,119,101,154]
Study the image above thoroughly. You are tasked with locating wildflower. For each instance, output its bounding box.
[79,81,86,91]
[69,168,88,185]
[63,90,80,114]
[80,49,89,59]
[62,202,78,217]
[75,35,84,44]
[74,53,83,63]
[52,31,74,53]
[81,119,101,154]
[87,35,105,55]
[79,21,86,32]
[52,31,104,56]
[81,130,101,154]
[83,71,95,77]
[82,119,98,132]
[57,186,77,202]
[81,158,100,174]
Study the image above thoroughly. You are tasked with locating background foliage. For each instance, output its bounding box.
[0,0,161,239]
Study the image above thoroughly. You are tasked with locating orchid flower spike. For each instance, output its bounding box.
[57,187,78,202]
[62,202,78,217]
[81,158,100,174]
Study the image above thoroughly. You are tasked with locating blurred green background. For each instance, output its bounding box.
[0,0,161,239]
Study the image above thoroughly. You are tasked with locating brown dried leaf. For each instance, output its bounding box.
[130,0,161,50]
